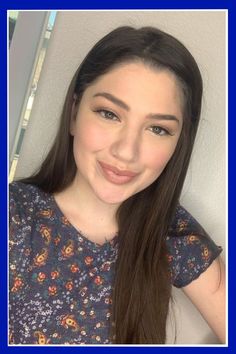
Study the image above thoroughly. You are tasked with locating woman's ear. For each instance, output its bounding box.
[70,94,78,136]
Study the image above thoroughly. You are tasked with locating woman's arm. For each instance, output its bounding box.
[182,256,226,343]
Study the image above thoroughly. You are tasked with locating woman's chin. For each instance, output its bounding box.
[95,190,131,206]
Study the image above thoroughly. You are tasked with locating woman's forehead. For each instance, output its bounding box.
[82,62,184,120]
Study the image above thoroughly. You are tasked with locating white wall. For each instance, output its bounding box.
[9,11,49,163]
[14,10,226,344]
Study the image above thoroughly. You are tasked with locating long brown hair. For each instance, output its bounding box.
[20,26,203,343]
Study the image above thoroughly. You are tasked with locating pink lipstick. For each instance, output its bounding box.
[98,161,138,185]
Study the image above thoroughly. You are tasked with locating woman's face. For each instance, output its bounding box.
[70,62,183,205]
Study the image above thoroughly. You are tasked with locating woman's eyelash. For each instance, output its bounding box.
[149,126,173,136]
[94,109,174,136]
[95,109,119,121]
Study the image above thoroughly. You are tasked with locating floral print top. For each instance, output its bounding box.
[9,182,222,345]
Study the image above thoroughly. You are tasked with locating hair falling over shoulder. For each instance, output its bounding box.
[20,26,203,343]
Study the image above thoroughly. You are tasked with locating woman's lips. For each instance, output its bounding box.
[98,161,138,185]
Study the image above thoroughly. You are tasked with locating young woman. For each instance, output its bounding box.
[9,26,225,345]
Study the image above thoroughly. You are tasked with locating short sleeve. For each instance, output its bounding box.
[9,182,34,250]
[9,185,35,290]
[9,182,36,342]
[166,205,223,288]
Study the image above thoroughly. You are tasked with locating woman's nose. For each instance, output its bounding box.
[110,126,140,163]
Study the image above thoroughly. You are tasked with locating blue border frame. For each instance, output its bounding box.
[3,0,234,352]
[0,0,234,10]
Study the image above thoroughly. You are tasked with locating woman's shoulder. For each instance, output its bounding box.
[9,181,54,268]
[10,181,50,211]
[10,180,44,200]
[166,204,223,288]
[9,181,53,230]
[168,204,207,238]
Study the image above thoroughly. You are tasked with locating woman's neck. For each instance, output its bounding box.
[54,176,119,245]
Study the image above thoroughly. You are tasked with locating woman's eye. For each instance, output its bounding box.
[149,126,172,136]
[97,109,119,121]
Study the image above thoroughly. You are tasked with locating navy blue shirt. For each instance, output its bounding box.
[9,181,222,344]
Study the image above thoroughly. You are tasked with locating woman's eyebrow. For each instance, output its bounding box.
[148,113,180,125]
[93,92,130,111]
[93,91,180,124]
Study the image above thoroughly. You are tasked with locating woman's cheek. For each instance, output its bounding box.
[78,120,111,151]
[147,148,174,171]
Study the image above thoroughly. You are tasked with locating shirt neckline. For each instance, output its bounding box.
[48,192,119,251]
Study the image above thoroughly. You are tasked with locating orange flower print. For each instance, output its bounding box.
[65,281,73,291]
[79,286,88,297]
[89,310,95,317]
[202,247,210,260]
[61,314,80,331]
[11,276,23,292]
[104,297,112,305]
[54,235,61,246]
[37,272,46,283]
[24,248,31,256]
[61,216,70,225]
[34,331,50,344]
[91,334,102,341]
[70,264,79,273]
[84,256,93,265]
[48,285,57,296]
[94,275,103,286]
[178,220,188,232]
[187,235,199,245]
[33,248,48,267]
[9,330,14,344]
[79,310,86,318]
[61,240,74,258]
[166,254,174,263]
[38,209,53,218]
[40,225,52,245]
[101,262,111,271]
[95,322,102,328]
[188,262,194,269]
[51,270,59,279]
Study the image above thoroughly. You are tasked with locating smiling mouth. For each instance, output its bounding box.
[98,161,138,185]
